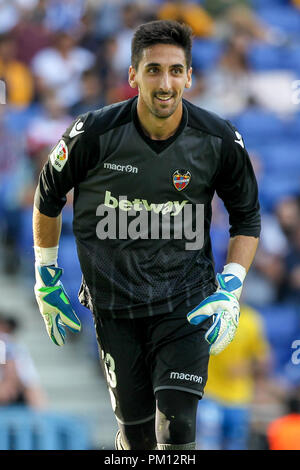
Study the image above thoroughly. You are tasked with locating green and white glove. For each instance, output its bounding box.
[187,263,246,355]
[34,246,81,346]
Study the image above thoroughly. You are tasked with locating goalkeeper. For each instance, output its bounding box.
[33,20,260,451]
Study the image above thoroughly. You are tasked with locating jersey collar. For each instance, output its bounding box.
[131,96,188,155]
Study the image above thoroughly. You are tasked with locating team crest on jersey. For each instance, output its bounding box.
[50,140,68,172]
[172,170,191,191]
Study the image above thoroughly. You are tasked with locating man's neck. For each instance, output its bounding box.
[136,99,183,141]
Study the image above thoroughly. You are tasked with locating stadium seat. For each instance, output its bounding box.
[58,234,93,323]
[257,143,300,174]
[279,113,300,140]
[232,109,287,147]
[61,206,74,235]
[247,43,289,71]
[18,208,34,260]
[256,6,300,36]
[58,235,81,276]
[258,304,300,374]
[283,45,300,73]
[251,0,287,7]
[192,39,222,71]
[4,104,41,135]
[258,174,300,211]
[0,406,91,450]
[210,226,228,273]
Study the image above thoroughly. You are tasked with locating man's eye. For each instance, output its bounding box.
[173,68,182,74]
[148,68,158,73]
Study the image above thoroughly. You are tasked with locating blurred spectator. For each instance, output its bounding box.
[275,196,300,243]
[249,249,286,305]
[111,3,143,77]
[0,313,47,409]
[0,32,34,107]
[96,35,119,86]
[43,0,85,33]
[70,68,105,117]
[31,31,95,107]
[249,366,287,449]
[105,77,138,105]
[183,69,207,104]
[0,332,20,404]
[203,0,250,18]
[281,223,300,303]
[193,30,255,116]
[77,8,101,54]
[27,0,48,25]
[95,36,122,104]
[244,207,288,306]
[197,304,270,450]
[247,196,300,305]
[93,2,124,41]
[0,0,21,34]
[222,5,275,42]
[12,4,53,66]
[204,1,282,43]
[95,34,138,105]
[267,388,300,450]
[157,0,214,37]
[0,107,34,274]
[26,90,72,165]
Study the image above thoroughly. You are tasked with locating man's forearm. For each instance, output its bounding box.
[226,235,259,273]
[33,206,62,248]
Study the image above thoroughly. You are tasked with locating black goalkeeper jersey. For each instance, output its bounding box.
[35,97,261,319]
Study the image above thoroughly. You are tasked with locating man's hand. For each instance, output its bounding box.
[34,265,81,346]
[187,264,246,355]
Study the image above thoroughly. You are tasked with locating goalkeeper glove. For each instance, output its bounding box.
[34,247,81,346]
[187,263,246,355]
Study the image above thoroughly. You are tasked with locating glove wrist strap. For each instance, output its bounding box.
[222,262,246,283]
[34,246,58,267]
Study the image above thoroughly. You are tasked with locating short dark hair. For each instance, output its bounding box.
[131,20,193,70]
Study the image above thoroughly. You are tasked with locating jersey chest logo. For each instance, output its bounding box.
[172,169,191,191]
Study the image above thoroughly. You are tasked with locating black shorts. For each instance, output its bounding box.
[93,292,214,426]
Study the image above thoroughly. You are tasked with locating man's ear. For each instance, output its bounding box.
[128,65,137,88]
[185,67,192,89]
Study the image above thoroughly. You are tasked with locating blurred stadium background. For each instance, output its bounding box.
[1,0,300,451]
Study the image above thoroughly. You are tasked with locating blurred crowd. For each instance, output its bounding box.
[0,0,300,450]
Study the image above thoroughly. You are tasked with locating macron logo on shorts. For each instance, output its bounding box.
[170,372,202,383]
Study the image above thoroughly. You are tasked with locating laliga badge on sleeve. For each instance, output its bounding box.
[50,140,68,172]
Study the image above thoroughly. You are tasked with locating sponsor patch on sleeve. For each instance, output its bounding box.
[50,140,68,172]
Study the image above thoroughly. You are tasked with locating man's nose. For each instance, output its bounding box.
[159,72,171,92]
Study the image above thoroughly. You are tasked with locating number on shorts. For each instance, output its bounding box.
[104,353,117,388]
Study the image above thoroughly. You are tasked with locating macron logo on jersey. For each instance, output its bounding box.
[104,162,138,174]
[69,119,84,138]
[234,131,244,148]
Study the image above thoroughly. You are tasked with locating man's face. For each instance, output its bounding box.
[129,44,192,119]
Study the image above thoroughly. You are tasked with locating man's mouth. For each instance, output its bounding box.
[155,94,174,102]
